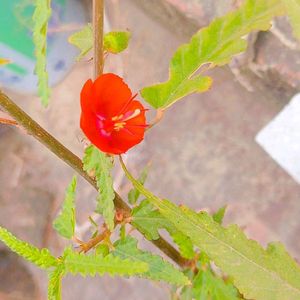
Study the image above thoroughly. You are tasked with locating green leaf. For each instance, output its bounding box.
[68,25,131,60]
[0,226,57,269]
[113,236,189,286]
[131,199,195,259]
[48,265,65,300]
[68,24,93,60]
[128,165,150,205]
[83,145,115,231]
[120,158,300,300]
[169,230,195,260]
[95,244,110,257]
[212,206,227,224]
[53,176,77,239]
[141,0,284,109]
[32,0,51,106]
[63,247,148,277]
[104,31,131,54]
[191,268,240,300]
[131,199,166,240]
[282,0,300,39]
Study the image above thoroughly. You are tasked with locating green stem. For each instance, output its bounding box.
[0,90,188,268]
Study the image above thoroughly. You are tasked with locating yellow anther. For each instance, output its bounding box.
[114,122,126,131]
[122,109,141,122]
[112,114,124,121]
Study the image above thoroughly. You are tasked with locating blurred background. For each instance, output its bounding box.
[0,0,300,299]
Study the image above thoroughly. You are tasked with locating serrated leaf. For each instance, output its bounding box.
[53,176,77,239]
[48,265,65,300]
[32,0,51,106]
[212,206,227,224]
[95,244,110,257]
[0,58,10,66]
[113,236,189,286]
[169,231,195,260]
[282,0,300,40]
[68,24,93,60]
[120,158,300,300]
[131,199,195,259]
[141,0,284,109]
[69,25,131,60]
[131,199,166,240]
[128,164,149,205]
[191,268,240,300]
[0,226,57,269]
[63,247,148,277]
[83,145,115,230]
[104,31,131,54]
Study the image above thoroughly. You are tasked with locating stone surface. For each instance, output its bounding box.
[0,250,38,300]
[0,0,300,299]
[252,21,300,90]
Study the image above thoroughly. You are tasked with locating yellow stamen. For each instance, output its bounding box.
[123,109,141,121]
[112,114,124,121]
[111,109,141,131]
[114,122,126,131]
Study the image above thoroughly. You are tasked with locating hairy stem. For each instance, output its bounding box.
[79,227,110,253]
[93,0,104,78]
[0,91,188,267]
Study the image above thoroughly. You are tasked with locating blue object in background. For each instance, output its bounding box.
[0,0,87,94]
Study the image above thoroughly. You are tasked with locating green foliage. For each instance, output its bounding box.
[113,236,189,286]
[131,199,166,240]
[63,247,148,277]
[69,24,131,60]
[282,0,300,39]
[32,0,51,106]
[0,226,57,269]
[95,244,110,257]
[48,265,65,300]
[53,176,77,239]
[212,206,227,224]
[141,0,284,109]
[179,267,240,300]
[177,254,240,300]
[169,231,195,260]
[131,199,195,259]
[104,31,131,54]
[128,165,149,205]
[83,145,115,230]
[68,24,93,60]
[120,158,300,300]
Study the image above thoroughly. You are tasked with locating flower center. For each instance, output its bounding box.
[111,109,141,131]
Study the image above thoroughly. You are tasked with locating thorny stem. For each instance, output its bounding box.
[93,0,104,78]
[0,91,188,268]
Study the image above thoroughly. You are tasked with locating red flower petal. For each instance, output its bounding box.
[80,74,147,155]
[93,73,132,117]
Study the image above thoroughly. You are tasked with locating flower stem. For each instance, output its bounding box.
[93,0,104,78]
[0,90,188,268]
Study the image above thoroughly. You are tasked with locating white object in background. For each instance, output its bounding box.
[256,93,300,184]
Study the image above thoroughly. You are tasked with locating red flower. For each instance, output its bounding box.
[80,73,147,154]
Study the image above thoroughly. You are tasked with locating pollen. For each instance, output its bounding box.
[114,122,126,131]
[111,109,141,131]
[123,109,141,121]
[112,114,124,121]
